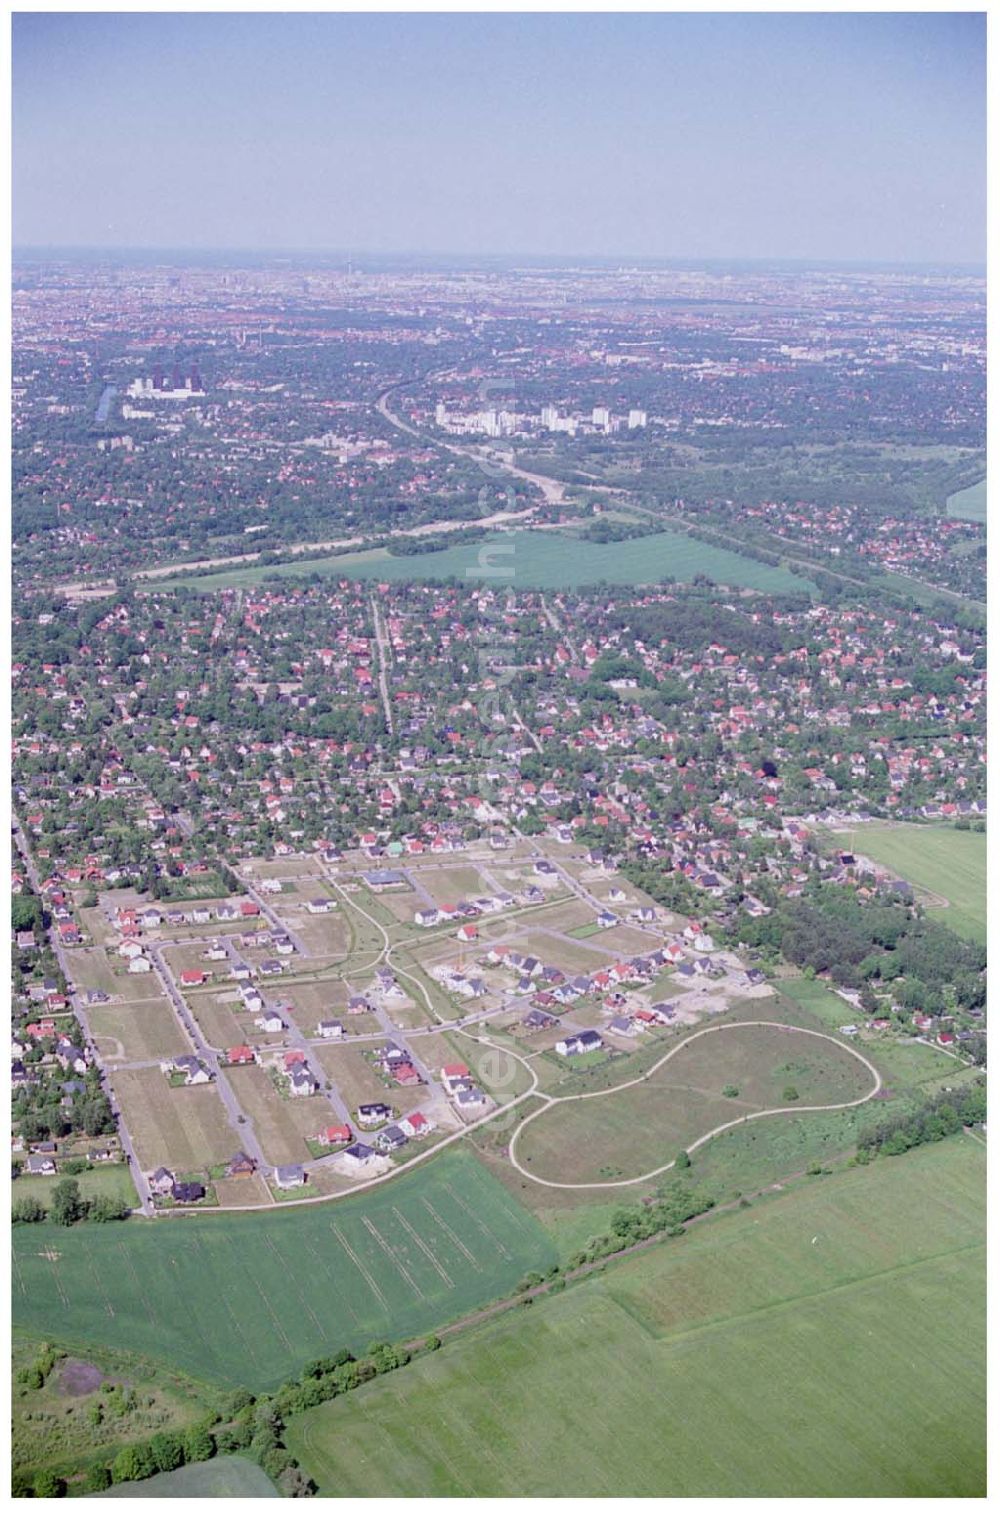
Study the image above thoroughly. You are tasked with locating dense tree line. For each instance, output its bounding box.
[13,1069,116,1144]
[733,883,986,1017]
[607,597,789,659]
[858,1079,985,1159]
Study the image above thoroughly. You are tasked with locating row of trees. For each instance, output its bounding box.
[566,1178,716,1269]
[18,1418,223,1499]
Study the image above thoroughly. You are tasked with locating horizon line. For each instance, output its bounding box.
[11,244,987,274]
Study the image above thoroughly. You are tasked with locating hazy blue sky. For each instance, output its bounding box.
[13,11,986,264]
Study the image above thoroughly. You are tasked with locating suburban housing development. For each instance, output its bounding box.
[10,12,986,1500]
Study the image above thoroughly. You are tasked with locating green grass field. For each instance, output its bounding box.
[93,1456,278,1498]
[946,477,987,522]
[12,1152,556,1391]
[515,1023,876,1185]
[166,529,813,594]
[13,1164,138,1213]
[288,1139,985,1496]
[841,823,986,942]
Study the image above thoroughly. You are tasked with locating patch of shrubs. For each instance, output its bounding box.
[15,1343,60,1393]
[31,1470,64,1498]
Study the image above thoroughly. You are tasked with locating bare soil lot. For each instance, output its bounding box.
[277,913,353,959]
[109,1067,237,1173]
[244,856,326,881]
[314,1043,425,1118]
[220,1066,321,1166]
[188,995,281,1052]
[88,997,189,1063]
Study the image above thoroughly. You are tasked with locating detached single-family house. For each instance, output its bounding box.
[555,1030,604,1057]
[172,1055,212,1085]
[289,1068,318,1097]
[274,1164,306,1189]
[340,1142,378,1173]
[441,1063,470,1093]
[306,898,335,914]
[25,1154,57,1176]
[400,1111,434,1138]
[357,1101,393,1128]
[171,1181,206,1204]
[317,1019,344,1040]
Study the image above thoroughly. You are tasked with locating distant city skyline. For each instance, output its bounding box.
[13,12,986,265]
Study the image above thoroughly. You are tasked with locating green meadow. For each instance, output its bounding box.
[515,1021,876,1185]
[164,529,813,594]
[12,1152,556,1391]
[842,822,986,942]
[288,1139,985,1497]
[946,477,987,522]
[92,1456,278,1498]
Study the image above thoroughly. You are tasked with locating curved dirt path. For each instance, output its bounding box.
[508,1020,882,1191]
